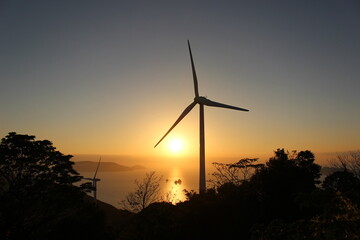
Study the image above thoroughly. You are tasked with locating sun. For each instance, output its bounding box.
[168,139,184,153]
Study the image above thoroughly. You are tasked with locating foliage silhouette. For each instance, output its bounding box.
[3,134,359,240]
[108,149,360,240]
[119,148,342,240]
[0,132,82,188]
[0,132,107,240]
[248,149,321,221]
[323,170,360,193]
[211,158,263,188]
[252,193,360,240]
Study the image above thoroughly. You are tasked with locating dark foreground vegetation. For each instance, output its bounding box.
[1,132,359,240]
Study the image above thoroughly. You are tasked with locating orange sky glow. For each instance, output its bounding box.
[1,1,359,168]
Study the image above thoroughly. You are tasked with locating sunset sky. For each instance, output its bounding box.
[1,1,359,165]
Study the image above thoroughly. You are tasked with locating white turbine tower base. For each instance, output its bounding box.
[155,41,249,194]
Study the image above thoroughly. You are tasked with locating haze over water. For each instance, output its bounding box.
[74,152,338,207]
[77,161,198,207]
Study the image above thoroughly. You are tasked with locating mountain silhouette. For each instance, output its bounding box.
[74,161,146,172]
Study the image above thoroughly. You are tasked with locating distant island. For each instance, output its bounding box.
[74,161,146,172]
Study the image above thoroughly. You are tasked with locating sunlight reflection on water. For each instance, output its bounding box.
[79,165,199,208]
[162,167,187,203]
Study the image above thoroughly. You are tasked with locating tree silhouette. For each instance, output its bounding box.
[0,132,81,189]
[249,149,321,221]
[323,170,360,193]
[330,150,360,179]
[0,132,105,240]
[120,171,162,213]
[211,158,263,188]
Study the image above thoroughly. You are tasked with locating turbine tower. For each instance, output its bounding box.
[155,41,249,193]
[83,157,101,204]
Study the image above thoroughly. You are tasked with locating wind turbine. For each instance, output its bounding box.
[155,41,249,193]
[83,157,101,204]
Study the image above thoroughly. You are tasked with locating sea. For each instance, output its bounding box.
[73,152,337,209]
[73,155,204,208]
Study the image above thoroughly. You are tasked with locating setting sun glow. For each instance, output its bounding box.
[168,139,184,153]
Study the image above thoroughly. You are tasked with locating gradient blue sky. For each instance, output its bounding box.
[1,0,359,163]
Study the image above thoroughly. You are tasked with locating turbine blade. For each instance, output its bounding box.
[154,101,197,148]
[202,98,249,112]
[93,157,101,179]
[188,40,199,97]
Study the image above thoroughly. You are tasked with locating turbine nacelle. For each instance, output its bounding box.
[194,96,209,104]
[195,96,249,112]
